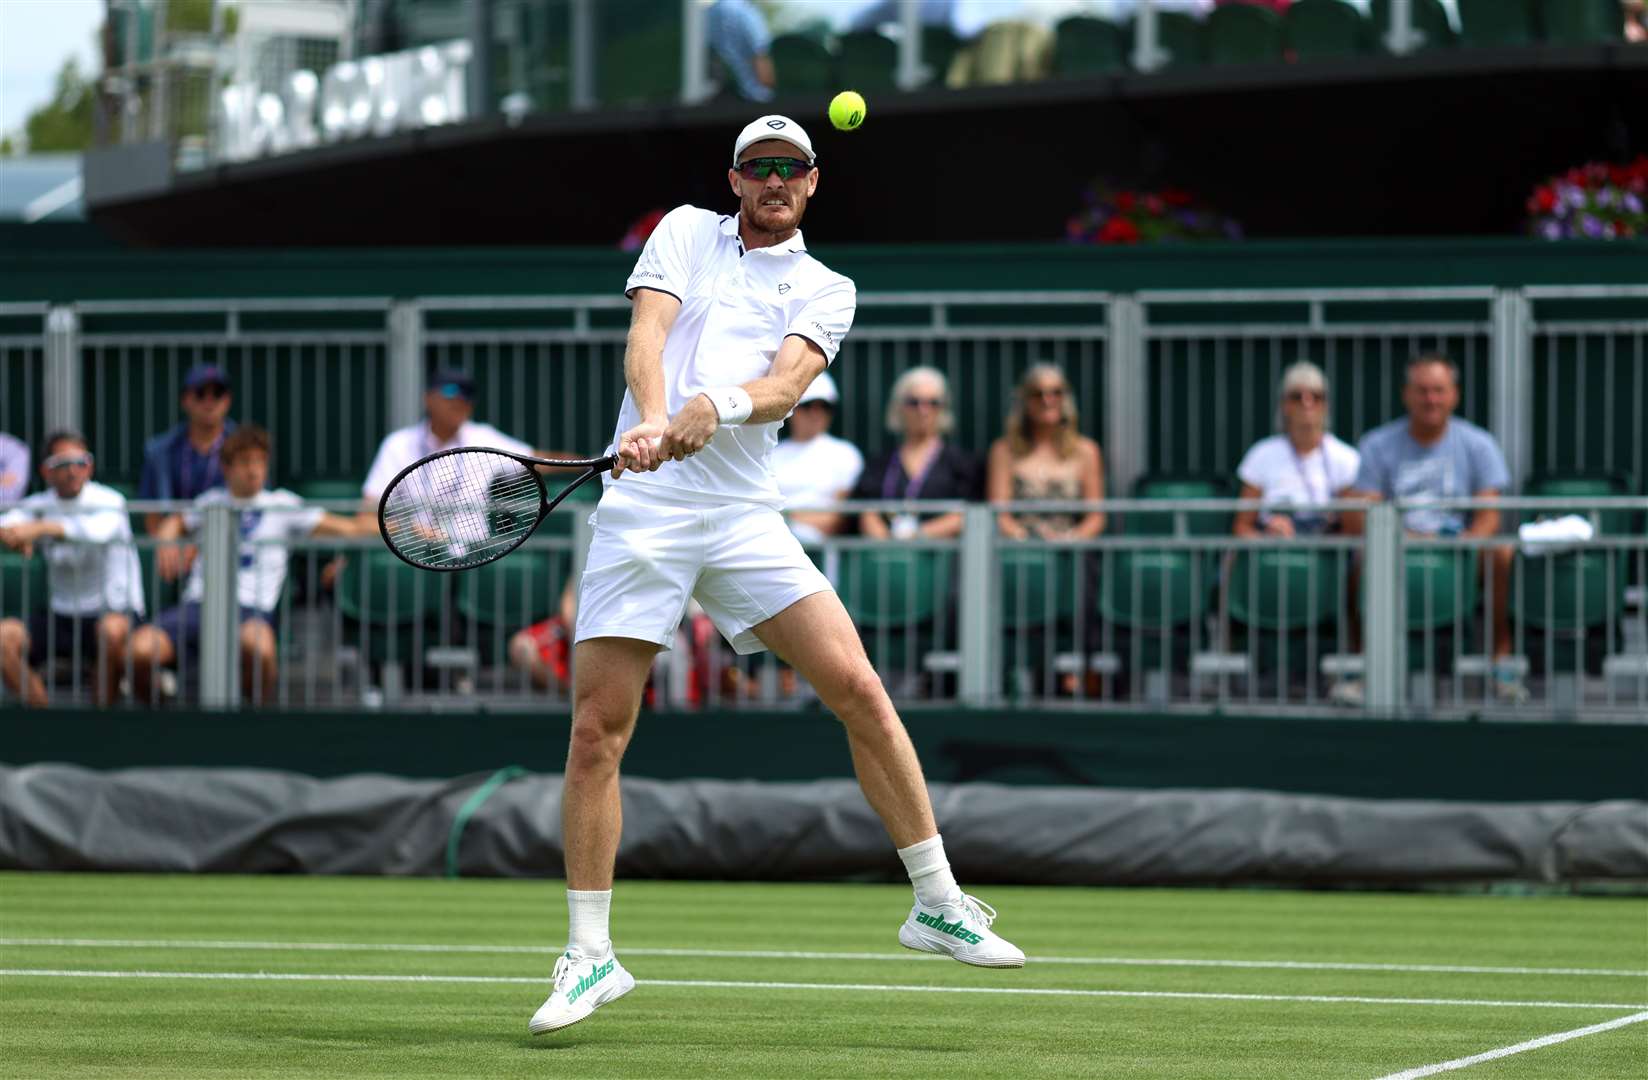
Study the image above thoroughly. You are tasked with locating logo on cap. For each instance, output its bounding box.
[767,119,785,129]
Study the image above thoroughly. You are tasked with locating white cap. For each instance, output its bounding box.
[798,371,839,406]
[734,115,816,166]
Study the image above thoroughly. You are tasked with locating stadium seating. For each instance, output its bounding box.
[769,33,836,96]
[1122,475,1235,538]
[1120,11,1208,68]
[596,0,682,106]
[837,31,900,94]
[1512,549,1619,675]
[295,479,362,506]
[1539,0,1627,45]
[1369,0,1458,50]
[1522,472,1638,535]
[1051,16,1129,77]
[1206,3,1285,65]
[456,551,565,664]
[1227,548,1346,680]
[1456,0,1539,48]
[838,548,954,680]
[1403,548,1479,674]
[0,549,45,618]
[1286,0,1376,61]
[337,549,444,674]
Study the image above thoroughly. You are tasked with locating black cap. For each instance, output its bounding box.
[427,369,476,400]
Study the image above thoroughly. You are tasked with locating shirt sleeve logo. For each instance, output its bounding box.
[777,282,791,294]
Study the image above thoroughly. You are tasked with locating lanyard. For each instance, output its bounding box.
[1289,440,1331,506]
[883,441,943,500]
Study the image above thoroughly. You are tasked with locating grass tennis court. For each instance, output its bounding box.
[1,874,1644,1079]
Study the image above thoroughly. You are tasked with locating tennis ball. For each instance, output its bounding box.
[829,91,866,132]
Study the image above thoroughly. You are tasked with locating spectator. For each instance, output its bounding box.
[987,363,1105,541]
[856,366,981,539]
[1628,1,1647,43]
[1344,354,1524,702]
[360,369,542,512]
[0,431,28,502]
[772,371,865,543]
[1232,361,1360,538]
[129,425,367,704]
[0,430,143,706]
[139,363,237,536]
[707,0,776,103]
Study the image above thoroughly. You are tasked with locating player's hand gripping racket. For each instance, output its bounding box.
[378,447,614,571]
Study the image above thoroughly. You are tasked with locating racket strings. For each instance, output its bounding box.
[382,450,544,569]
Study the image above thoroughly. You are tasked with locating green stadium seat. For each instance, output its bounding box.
[999,546,1078,626]
[1539,0,1626,45]
[1369,0,1457,50]
[837,31,899,94]
[1052,16,1128,77]
[456,552,565,663]
[1511,550,1623,675]
[1404,548,1479,632]
[1524,473,1638,536]
[337,549,444,668]
[295,480,364,508]
[1121,11,1207,68]
[1456,0,1537,47]
[1228,549,1343,632]
[1206,3,1284,64]
[0,549,46,618]
[838,548,950,628]
[1123,475,1234,538]
[921,26,965,84]
[770,33,836,96]
[1285,0,1375,60]
[1097,550,1209,630]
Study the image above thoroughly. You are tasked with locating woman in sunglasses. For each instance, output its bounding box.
[854,366,983,540]
[1232,361,1360,538]
[987,364,1105,542]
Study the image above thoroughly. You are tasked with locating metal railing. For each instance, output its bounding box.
[3,495,1643,721]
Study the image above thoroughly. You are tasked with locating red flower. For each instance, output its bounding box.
[1161,188,1194,207]
[1144,194,1165,215]
[1098,217,1140,244]
[1115,190,1137,213]
[1534,186,1557,213]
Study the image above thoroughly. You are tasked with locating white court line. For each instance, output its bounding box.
[0,968,1644,1011]
[1372,1010,1648,1079]
[1,939,1641,979]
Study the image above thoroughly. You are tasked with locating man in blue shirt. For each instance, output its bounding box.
[138,363,237,578]
[707,0,775,102]
[1347,353,1523,700]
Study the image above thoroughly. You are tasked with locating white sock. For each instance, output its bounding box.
[566,889,612,956]
[897,834,964,909]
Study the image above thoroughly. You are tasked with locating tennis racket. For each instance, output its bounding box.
[378,446,614,571]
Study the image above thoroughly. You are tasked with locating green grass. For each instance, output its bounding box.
[1,874,1645,1079]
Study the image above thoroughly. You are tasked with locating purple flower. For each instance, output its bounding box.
[1539,220,1564,240]
[1595,188,1615,208]
[1624,192,1644,214]
[1561,184,1587,209]
[1580,214,1606,238]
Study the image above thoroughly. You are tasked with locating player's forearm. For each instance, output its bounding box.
[624,322,670,422]
[738,374,811,424]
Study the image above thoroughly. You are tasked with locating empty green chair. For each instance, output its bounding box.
[838,549,949,628]
[1512,550,1621,674]
[457,551,564,663]
[999,546,1078,627]
[1523,473,1636,537]
[1097,550,1210,630]
[1228,549,1344,632]
[1286,0,1374,60]
[0,549,46,618]
[1052,16,1128,77]
[1124,475,1234,538]
[1121,11,1207,68]
[1370,0,1457,50]
[1206,3,1284,64]
[1457,0,1537,47]
[770,33,836,96]
[1404,548,1479,632]
[1540,0,1625,44]
[837,31,899,94]
[338,549,444,667]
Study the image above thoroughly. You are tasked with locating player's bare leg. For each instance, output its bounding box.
[754,590,1024,967]
[529,635,654,1035]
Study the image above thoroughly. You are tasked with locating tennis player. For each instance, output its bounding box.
[529,116,1023,1035]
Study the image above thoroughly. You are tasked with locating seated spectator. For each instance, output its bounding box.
[0,430,29,502]
[856,366,981,538]
[1233,361,1360,539]
[1344,353,1524,702]
[129,425,367,704]
[139,363,237,537]
[987,363,1105,541]
[771,371,864,543]
[707,0,776,103]
[0,430,143,706]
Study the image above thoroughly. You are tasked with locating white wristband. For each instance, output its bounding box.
[704,386,753,425]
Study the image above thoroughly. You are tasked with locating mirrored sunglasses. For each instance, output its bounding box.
[737,156,813,181]
[43,452,93,470]
[189,384,229,400]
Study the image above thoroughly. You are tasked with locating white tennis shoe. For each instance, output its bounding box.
[527,947,636,1035]
[898,894,1025,968]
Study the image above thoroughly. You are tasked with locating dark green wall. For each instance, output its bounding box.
[4,706,1643,803]
[2,239,1644,304]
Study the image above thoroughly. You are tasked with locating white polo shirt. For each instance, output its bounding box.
[617,205,857,506]
[362,419,534,502]
[0,481,145,616]
[181,488,326,613]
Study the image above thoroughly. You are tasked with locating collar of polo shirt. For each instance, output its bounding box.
[720,213,807,254]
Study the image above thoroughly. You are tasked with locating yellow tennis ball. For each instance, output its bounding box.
[829,91,866,131]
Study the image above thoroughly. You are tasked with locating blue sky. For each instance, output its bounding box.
[0,0,104,146]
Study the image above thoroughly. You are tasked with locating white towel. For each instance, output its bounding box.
[1518,514,1595,556]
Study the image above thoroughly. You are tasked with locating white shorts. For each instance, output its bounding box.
[574,483,832,655]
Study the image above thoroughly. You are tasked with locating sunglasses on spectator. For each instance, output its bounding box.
[902,396,944,409]
[1285,389,1325,403]
[737,157,814,181]
[43,452,93,470]
[1026,387,1066,401]
[189,384,229,400]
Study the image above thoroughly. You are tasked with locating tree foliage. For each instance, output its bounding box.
[23,58,96,153]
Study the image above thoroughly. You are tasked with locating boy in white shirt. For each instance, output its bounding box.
[129,425,368,704]
[0,431,144,706]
